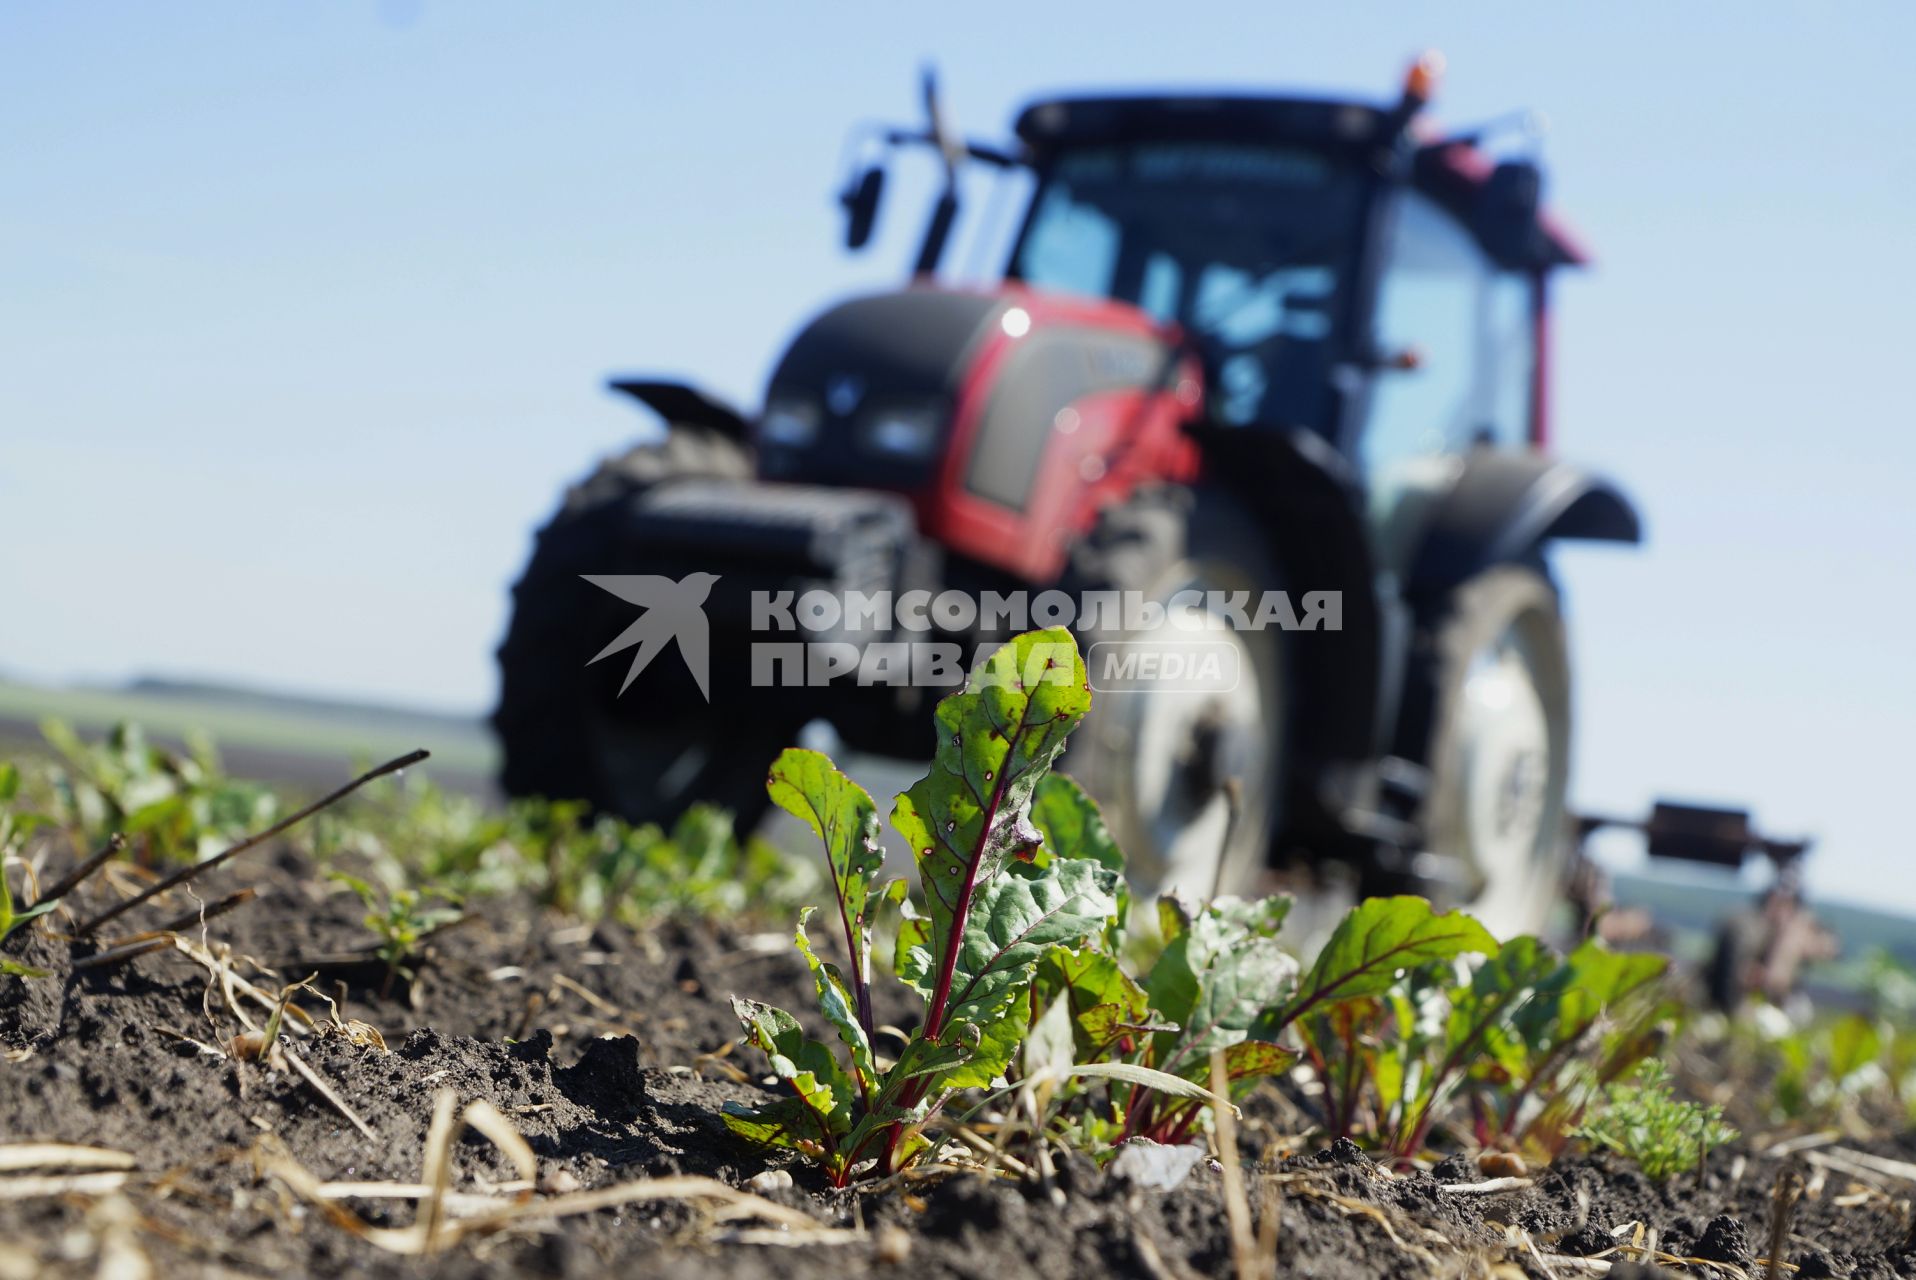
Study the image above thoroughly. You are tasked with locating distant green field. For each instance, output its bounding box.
[3,677,1906,978]
[1610,867,1916,991]
[0,678,495,793]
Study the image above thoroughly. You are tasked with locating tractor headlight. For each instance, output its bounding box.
[857,403,944,460]
[760,395,821,448]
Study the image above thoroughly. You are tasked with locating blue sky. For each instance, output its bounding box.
[3,4,1912,908]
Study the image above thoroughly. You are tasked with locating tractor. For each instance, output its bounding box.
[492,57,1641,937]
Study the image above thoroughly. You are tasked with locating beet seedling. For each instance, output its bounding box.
[0,764,57,975]
[1066,892,1501,1145]
[330,871,462,997]
[723,626,1668,1177]
[1293,932,1669,1158]
[723,628,1127,1185]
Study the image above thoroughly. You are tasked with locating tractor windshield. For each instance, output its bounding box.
[1009,141,1366,431]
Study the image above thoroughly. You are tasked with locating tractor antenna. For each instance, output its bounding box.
[912,63,963,277]
[921,64,962,183]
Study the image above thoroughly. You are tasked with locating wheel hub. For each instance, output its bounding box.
[1124,602,1268,897]
[1456,628,1554,926]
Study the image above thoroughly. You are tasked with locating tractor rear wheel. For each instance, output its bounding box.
[1416,563,1573,938]
[492,424,787,831]
[1065,487,1287,902]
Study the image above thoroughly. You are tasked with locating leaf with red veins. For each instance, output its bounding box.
[889,628,1090,1034]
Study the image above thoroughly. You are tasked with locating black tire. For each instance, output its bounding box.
[1064,486,1288,900]
[1415,563,1572,938]
[492,425,786,831]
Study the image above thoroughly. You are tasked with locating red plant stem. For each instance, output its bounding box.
[833,891,876,1074]
[1121,1076,1156,1139]
[922,763,1018,1042]
[878,710,1039,1173]
[870,765,1016,1177]
[1337,1047,1366,1139]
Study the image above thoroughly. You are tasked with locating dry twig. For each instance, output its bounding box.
[76,749,427,936]
[1211,1048,1263,1280]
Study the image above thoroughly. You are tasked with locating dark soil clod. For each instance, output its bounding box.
[1691,1212,1752,1266]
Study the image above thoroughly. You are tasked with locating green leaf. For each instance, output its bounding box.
[1219,1038,1295,1083]
[1452,935,1560,1072]
[1040,946,1150,1055]
[1531,941,1666,1052]
[1049,1061,1236,1113]
[1030,773,1128,936]
[945,858,1120,1035]
[1373,937,1558,1145]
[1149,895,1298,1073]
[729,997,854,1138]
[1031,774,1124,874]
[942,987,1033,1090]
[0,762,18,804]
[671,803,733,863]
[0,868,56,942]
[1079,1002,1169,1046]
[838,1093,938,1173]
[1279,896,1497,1028]
[1157,893,1194,945]
[893,909,934,999]
[890,628,1090,1000]
[836,1037,977,1172]
[1828,1014,1882,1084]
[721,1098,841,1169]
[39,718,89,774]
[768,748,884,993]
[328,870,381,909]
[1573,1060,1736,1181]
[0,958,49,979]
[884,1034,977,1084]
[794,909,878,1101]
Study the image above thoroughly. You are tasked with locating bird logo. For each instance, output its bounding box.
[581,572,719,702]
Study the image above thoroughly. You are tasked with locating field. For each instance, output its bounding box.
[7,849,1916,1279]
[0,678,494,798]
[2,649,1914,1279]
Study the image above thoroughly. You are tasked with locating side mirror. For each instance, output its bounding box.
[840,165,886,251]
[1480,160,1543,266]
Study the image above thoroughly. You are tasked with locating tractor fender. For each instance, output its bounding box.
[1405,450,1641,601]
[607,378,753,443]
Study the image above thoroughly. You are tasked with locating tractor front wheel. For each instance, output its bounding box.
[1065,487,1288,902]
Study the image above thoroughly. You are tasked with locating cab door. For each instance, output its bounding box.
[1356,189,1538,578]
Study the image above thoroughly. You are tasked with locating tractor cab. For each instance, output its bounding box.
[1006,101,1375,436]
[998,91,1589,575]
[820,61,1599,581]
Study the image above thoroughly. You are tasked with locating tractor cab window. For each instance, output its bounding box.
[1360,189,1537,570]
[1010,141,1365,431]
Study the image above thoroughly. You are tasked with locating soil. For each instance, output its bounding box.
[2,846,1913,1279]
